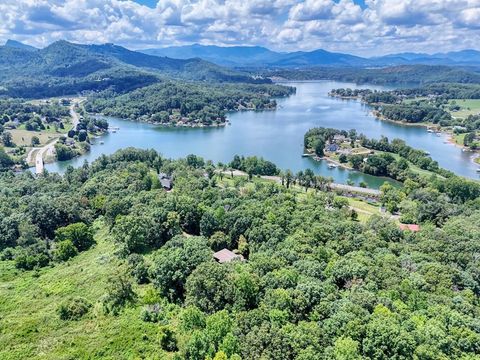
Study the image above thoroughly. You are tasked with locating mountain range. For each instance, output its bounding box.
[141,44,480,68]
[0,40,267,97]
[1,39,480,98]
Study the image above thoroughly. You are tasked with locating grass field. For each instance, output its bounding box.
[345,197,381,223]
[454,133,466,146]
[448,99,480,118]
[0,221,168,360]
[7,129,63,147]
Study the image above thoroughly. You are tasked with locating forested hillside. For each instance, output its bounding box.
[1,149,480,359]
[0,41,269,98]
[86,82,295,126]
[265,65,480,85]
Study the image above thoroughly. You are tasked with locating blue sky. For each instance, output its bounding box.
[1,0,479,56]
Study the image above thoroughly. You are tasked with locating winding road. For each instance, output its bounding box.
[27,98,83,174]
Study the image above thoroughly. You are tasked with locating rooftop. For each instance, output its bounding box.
[399,224,420,232]
[213,248,244,263]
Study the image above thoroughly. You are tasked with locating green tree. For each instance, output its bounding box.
[152,236,211,301]
[31,136,40,146]
[55,222,94,252]
[102,271,137,315]
[2,132,13,147]
[53,239,78,261]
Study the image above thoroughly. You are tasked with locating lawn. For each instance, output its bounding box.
[448,99,480,118]
[0,221,168,360]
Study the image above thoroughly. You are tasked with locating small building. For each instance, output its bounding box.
[213,249,244,264]
[399,224,420,232]
[158,172,173,190]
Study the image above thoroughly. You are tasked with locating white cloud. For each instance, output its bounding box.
[0,0,479,56]
[289,0,334,21]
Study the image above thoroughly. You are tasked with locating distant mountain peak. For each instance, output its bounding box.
[4,39,37,51]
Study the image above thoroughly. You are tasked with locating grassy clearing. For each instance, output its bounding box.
[448,99,480,118]
[0,220,166,360]
[454,133,466,146]
[7,129,63,147]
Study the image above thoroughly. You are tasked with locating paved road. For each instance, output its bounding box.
[28,99,83,174]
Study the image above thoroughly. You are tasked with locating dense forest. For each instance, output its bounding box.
[0,41,270,99]
[86,82,295,126]
[265,65,480,85]
[1,148,480,359]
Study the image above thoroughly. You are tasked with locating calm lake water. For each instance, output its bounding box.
[45,81,480,187]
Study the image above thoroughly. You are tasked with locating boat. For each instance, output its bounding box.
[427,129,434,133]
[302,153,312,157]
[328,163,337,169]
[476,169,480,173]
[100,141,104,145]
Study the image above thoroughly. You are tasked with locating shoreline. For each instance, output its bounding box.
[329,94,480,165]
[303,150,353,171]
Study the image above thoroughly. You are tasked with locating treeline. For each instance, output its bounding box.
[399,83,480,99]
[330,88,399,104]
[304,128,480,206]
[379,104,452,124]
[86,81,295,126]
[1,148,480,358]
[264,65,480,85]
[229,155,279,177]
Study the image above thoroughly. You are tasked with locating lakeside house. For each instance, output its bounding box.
[326,143,339,152]
[213,249,244,263]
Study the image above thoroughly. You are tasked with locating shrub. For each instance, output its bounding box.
[58,297,92,320]
[127,254,149,284]
[53,240,78,262]
[102,272,137,315]
[159,326,178,352]
[141,303,163,323]
[14,245,50,270]
[55,223,94,252]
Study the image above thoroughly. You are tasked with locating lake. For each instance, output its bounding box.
[45,81,480,187]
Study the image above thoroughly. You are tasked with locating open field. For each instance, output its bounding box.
[7,129,64,147]
[449,99,480,118]
[0,221,165,360]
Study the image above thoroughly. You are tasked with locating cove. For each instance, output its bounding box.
[44,81,480,187]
